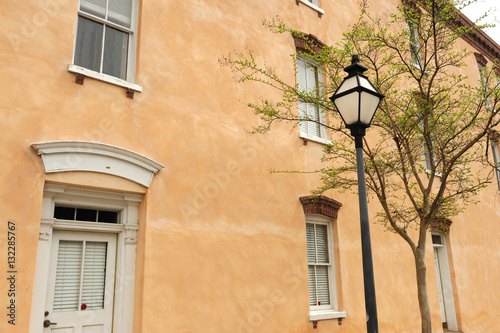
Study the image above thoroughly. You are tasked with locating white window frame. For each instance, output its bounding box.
[407,19,423,70]
[298,0,325,15]
[491,141,500,193]
[431,233,459,331]
[29,184,142,333]
[305,215,346,321]
[69,0,141,91]
[478,63,492,109]
[297,57,329,144]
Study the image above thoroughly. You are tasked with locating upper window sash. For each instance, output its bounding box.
[80,0,134,29]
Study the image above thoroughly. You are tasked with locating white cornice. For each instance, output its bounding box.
[32,141,164,187]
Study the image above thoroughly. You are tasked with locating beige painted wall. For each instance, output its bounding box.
[1,0,499,332]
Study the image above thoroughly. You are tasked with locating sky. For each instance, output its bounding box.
[460,0,500,45]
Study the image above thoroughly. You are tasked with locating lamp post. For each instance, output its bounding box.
[330,55,384,333]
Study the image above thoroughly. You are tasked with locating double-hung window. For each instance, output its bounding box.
[306,216,339,315]
[417,100,439,174]
[73,0,137,82]
[491,141,500,192]
[407,19,422,69]
[478,62,492,109]
[297,57,327,142]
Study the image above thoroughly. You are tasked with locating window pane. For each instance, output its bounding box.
[80,0,106,19]
[98,210,118,223]
[315,224,329,264]
[306,223,316,263]
[108,0,133,28]
[103,26,128,80]
[54,241,83,311]
[76,208,98,222]
[316,266,330,305]
[54,206,76,220]
[81,242,108,310]
[74,16,103,73]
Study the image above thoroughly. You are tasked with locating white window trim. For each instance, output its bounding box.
[306,214,342,319]
[423,141,442,177]
[406,20,424,71]
[298,0,325,15]
[478,63,492,109]
[299,132,332,145]
[491,141,500,192]
[71,0,140,89]
[68,64,142,92]
[30,184,142,333]
[431,233,459,331]
[309,310,346,321]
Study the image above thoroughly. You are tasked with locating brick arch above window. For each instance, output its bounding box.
[300,195,342,219]
[474,52,488,67]
[429,217,453,234]
[490,129,500,143]
[293,32,327,56]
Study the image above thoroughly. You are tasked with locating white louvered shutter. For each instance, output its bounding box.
[306,223,316,305]
[308,266,316,306]
[297,58,308,135]
[297,58,323,138]
[306,223,331,307]
[305,63,321,137]
[81,242,108,310]
[53,240,109,312]
[315,224,330,305]
[108,0,133,28]
[315,224,329,263]
[80,0,106,18]
[53,241,83,311]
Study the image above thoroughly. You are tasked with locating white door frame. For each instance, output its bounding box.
[30,184,142,333]
[432,233,458,331]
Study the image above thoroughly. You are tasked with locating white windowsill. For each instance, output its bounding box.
[309,310,346,321]
[298,0,325,15]
[300,133,332,145]
[68,64,143,92]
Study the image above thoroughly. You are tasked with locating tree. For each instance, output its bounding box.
[220,0,500,332]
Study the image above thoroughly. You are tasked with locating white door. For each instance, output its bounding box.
[433,247,447,324]
[43,231,117,333]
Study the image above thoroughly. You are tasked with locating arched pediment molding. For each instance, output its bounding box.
[32,141,164,187]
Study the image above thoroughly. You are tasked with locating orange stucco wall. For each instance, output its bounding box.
[1,1,500,332]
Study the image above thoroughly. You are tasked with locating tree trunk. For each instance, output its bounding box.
[415,249,432,333]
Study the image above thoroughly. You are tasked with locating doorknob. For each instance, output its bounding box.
[43,319,57,328]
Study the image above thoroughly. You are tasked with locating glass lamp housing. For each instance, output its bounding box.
[330,56,384,133]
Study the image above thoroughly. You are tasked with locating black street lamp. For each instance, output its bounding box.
[330,55,384,333]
